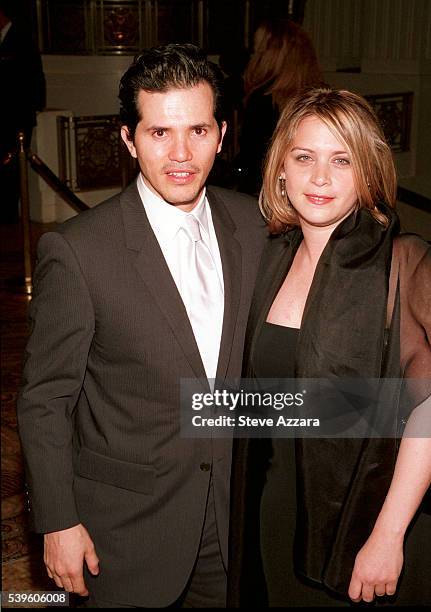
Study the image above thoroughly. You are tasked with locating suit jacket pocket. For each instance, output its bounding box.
[77,447,155,495]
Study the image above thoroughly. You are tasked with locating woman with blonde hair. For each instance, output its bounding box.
[236,18,323,194]
[229,88,431,606]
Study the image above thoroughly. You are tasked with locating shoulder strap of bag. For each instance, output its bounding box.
[386,238,400,330]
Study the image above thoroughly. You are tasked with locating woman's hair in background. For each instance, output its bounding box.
[260,87,398,234]
[243,18,323,111]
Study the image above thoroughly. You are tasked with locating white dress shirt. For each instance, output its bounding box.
[137,174,224,381]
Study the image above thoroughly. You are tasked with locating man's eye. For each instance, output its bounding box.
[194,127,206,136]
[153,129,166,137]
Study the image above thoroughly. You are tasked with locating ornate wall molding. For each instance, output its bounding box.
[365,92,413,153]
[38,0,204,54]
[37,0,306,55]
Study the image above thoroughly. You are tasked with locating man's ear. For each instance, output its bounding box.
[120,126,137,158]
[217,121,227,154]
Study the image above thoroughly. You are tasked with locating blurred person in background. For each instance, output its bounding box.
[0,0,45,222]
[235,18,323,195]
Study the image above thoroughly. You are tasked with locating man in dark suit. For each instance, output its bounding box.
[17,44,265,607]
[0,0,45,222]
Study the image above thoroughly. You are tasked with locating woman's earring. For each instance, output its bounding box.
[278,176,286,197]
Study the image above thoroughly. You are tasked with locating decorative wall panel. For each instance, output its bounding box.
[365,92,413,153]
[38,0,303,55]
[41,0,87,53]
[58,115,123,190]
[97,1,141,53]
[39,0,206,54]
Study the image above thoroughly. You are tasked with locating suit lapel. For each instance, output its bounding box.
[120,181,207,381]
[120,182,244,383]
[207,188,242,381]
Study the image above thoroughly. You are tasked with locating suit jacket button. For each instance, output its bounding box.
[200,462,211,472]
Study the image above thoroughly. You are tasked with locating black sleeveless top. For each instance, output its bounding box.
[249,323,347,606]
[252,322,299,378]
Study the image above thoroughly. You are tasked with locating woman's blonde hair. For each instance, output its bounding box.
[260,88,397,233]
[244,19,323,110]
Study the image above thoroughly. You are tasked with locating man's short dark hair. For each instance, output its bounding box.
[119,43,226,140]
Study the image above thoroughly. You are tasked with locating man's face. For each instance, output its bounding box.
[121,82,226,212]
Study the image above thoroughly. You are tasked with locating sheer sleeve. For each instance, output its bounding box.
[397,235,431,432]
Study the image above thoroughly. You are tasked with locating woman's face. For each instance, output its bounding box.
[281,115,359,231]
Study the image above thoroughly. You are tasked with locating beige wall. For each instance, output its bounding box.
[42,55,132,116]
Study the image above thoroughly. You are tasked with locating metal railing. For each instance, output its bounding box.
[29,152,90,213]
[1,132,90,295]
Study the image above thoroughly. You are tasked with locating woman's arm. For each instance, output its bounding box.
[348,398,431,603]
[349,236,431,603]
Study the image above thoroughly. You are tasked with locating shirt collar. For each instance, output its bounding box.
[137,173,209,242]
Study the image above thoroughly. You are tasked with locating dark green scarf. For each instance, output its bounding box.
[293,206,400,592]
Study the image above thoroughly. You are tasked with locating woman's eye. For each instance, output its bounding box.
[334,158,350,165]
[296,154,312,161]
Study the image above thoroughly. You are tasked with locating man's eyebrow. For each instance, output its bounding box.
[146,125,168,131]
[145,123,213,131]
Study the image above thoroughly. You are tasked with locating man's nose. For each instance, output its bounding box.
[169,135,192,163]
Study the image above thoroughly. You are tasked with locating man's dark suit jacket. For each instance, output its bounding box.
[17,181,266,607]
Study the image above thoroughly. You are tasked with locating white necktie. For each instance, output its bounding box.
[181,215,224,381]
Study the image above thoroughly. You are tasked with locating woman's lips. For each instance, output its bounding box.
[305,194,334,205]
